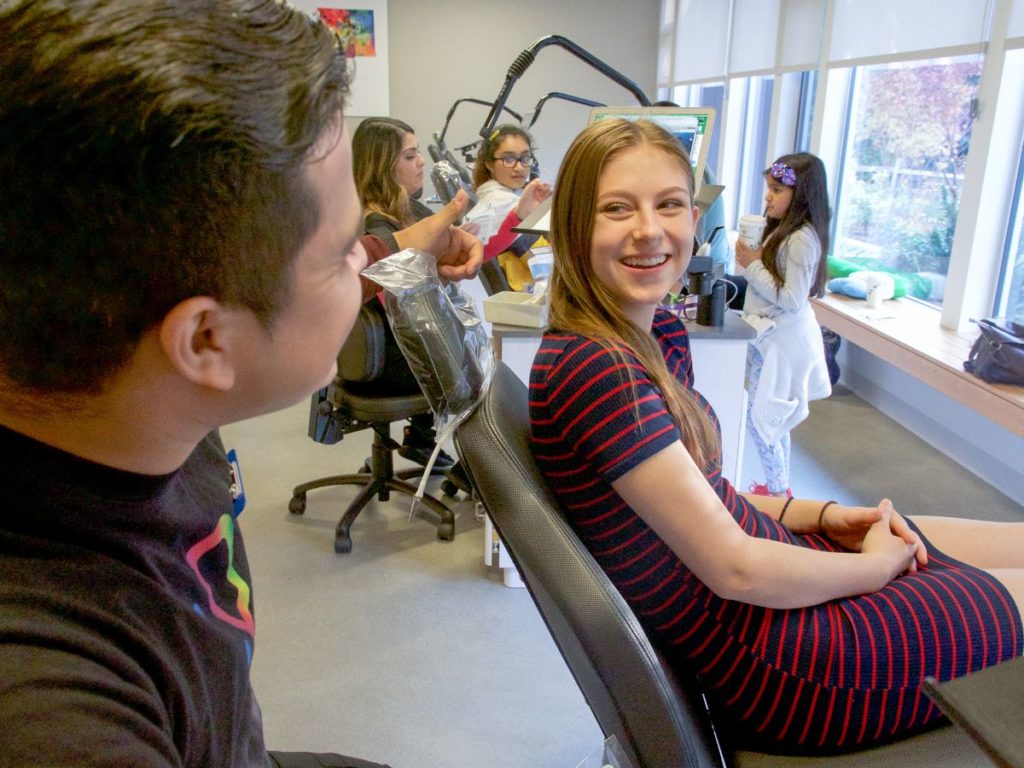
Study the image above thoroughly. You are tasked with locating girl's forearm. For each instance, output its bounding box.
[716,537,896,608]
[482,210,522,260]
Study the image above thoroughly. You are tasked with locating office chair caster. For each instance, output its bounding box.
[288,493,306,515]
[440,461,473,498]
[334,532,353,554]
[435,520,455,541]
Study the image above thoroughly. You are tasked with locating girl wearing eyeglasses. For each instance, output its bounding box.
[734,153,833,499]
[471,124,551,262]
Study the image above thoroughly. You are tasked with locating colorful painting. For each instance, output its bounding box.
[318,8,376,58]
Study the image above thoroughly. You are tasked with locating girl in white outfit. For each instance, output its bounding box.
[470,125,550,260]
[735,153,832,498]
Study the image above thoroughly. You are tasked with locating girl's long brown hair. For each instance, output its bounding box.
[760,152,831,298]
[548,119,720,472]
[352,117,417,227]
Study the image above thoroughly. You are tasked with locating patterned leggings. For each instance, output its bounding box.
[745,344,791,493]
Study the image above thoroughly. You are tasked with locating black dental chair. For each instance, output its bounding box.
[453,362,994,768]
[288,302,456,554]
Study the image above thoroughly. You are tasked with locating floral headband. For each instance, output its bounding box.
[767,162,797,187]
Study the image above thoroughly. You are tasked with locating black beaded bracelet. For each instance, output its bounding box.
[778,497,796,524]
[818,500,837,531]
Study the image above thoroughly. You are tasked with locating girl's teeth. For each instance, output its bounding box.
[623,255,667,267]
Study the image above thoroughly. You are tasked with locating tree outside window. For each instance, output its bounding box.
[833,56,982,307]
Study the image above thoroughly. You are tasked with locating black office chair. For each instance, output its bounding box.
[478,258,512,295]
[479,232,539,296]
[453,363,993,768]
[289,302,456,554]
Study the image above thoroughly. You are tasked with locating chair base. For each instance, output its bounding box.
[440,461,474,498]
[289,424,455,554]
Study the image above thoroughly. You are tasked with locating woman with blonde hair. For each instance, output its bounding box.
[351,116,454,467]
[530,118,1023,755]
[353,117,431,231]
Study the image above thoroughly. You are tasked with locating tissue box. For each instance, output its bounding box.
[482,291,548,328]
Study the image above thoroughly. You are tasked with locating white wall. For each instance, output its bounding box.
[378,0,659,195]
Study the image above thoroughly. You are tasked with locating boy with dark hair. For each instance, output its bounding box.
[0,1,480,765]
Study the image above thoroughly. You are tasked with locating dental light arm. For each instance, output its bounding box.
[428,99,524,187]
[524,92,605,129]
[479,34,650,140]
[433,98,523,159]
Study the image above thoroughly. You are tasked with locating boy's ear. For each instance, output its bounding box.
[158,296,239,391]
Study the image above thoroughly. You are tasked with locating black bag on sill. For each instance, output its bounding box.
[963,318,1024,385]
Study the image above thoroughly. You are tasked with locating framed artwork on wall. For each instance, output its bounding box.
[294,0,389,116]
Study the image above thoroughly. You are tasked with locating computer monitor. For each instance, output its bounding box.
[513,105,719,237]
[587,106,716,194]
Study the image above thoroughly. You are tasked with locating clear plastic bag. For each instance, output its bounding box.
[362,249,494,507]
[429,160,477,211]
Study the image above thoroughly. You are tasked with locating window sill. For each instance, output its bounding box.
[812,294,1024,438]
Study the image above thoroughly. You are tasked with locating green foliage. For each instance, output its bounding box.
[836,57,982,280]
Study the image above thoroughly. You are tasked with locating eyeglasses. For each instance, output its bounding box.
[494,154,534,169]
[767,162,797,187]
[661,292,699,321]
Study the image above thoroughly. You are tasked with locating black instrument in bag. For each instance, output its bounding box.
[963,318,1024,386]
[382,281,486,417]
[362,250,492,421]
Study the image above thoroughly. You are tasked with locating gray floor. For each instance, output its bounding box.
[220,383,1023,768]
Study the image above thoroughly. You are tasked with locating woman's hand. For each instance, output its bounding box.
[515,179,552,220]
[394,189,483,281]
[822,498,927,570]
[459,220,481,237]
[882,500,928,568]
[734,237,760,269]
[860,504,921,581]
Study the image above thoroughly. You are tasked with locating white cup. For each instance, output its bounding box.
[865,275,886,309]
[738,214,767,249]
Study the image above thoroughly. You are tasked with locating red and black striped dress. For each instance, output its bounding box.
[529,309,1022,753]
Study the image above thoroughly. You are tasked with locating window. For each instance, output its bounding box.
[657,0,1015,325]
[831,55,983,308]
[732,75,774,223]
[996,139,1024,323]
[794,70,817,153]
[993,45,1024,325]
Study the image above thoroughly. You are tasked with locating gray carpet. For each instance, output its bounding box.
[220,384,1023,768]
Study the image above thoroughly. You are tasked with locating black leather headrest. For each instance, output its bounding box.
[337,302,388,383]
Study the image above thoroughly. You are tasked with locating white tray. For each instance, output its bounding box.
[483,291,548,328]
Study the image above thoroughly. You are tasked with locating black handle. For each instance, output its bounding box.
[479,34,650,139]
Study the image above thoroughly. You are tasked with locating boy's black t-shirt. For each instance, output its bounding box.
[0,426,268,767]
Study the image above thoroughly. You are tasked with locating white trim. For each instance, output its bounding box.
[809,0,835,156]
[825,43,988,71]
[944,0,1020,330]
